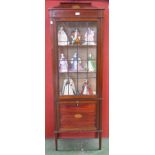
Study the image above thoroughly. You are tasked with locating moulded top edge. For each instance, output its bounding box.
[48,8,105,10]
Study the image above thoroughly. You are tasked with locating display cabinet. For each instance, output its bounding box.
[49,2,104,150]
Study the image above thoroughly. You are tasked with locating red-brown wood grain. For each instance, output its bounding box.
[50,2,104,149]
[59,103,96,130]
[50,9,103,18]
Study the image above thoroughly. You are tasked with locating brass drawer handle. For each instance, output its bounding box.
[74,114,83,119]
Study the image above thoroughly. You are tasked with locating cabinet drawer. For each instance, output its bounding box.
[59,102,97,131]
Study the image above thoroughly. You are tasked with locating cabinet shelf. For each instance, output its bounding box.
[59,71,96,73]
[60,77,96,79]
[58,45,97,47]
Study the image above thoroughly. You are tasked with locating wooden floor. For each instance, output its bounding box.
[45,138,109,155]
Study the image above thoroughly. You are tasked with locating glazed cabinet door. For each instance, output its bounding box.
[57,21,98,97]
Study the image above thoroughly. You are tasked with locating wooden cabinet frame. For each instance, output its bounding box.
[49,2,104,150]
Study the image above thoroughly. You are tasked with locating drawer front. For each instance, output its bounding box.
[59,101,97,130]
[50,10,103,18]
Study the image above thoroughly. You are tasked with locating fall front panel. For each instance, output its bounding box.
[58,101,97,131]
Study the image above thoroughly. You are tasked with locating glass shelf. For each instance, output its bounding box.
[59,71,96,73]
[58,44,97,47]
[58,45,97,47]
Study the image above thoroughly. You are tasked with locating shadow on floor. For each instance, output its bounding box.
[45,138,109,155]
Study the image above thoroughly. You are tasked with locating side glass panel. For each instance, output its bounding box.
[57,22,97,96]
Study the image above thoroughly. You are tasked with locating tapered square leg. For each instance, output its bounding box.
[55,133,58,151]
[99,132,102,150]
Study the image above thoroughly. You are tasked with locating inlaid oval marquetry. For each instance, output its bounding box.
[72,5,80,9]
[74,114,83,119]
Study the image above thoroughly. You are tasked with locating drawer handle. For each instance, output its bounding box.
[74,114,83,119]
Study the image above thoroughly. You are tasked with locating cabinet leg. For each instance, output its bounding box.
[95,132,98,138]
[99,132,102,150]
[55,133,58,151]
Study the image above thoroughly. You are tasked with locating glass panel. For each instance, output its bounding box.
[57,21,97,96]
[86,22,97,45]
[88,47,97,60]
[78,78,96,96]
[60,77,77,96]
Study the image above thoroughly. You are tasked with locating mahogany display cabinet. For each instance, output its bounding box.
[48,2,104,150]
